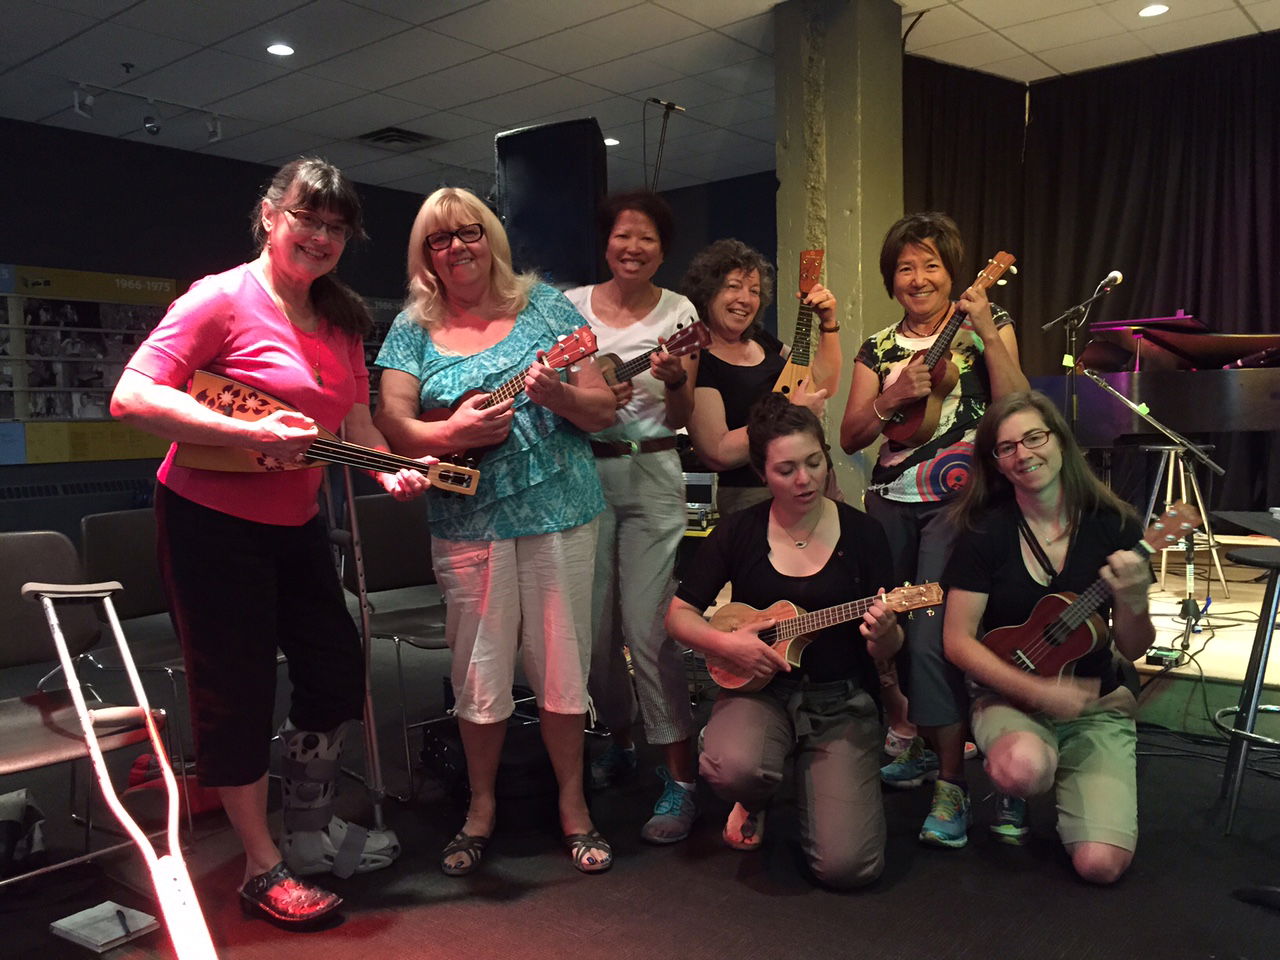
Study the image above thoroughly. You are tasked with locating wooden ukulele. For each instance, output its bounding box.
[175,371,480,495]
[772,249,825,398]
[881,251,1016,447]
[417,324,598,465]
[704,582,943,692]
[595,318,710,386]
[982,502,1200,680]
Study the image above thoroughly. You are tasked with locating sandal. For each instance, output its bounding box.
[563,829,613,874]
[239,861,342,926]
[440,831,489,877]
[722,803,765,851]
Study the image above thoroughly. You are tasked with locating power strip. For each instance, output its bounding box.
[1146,647,1188,668]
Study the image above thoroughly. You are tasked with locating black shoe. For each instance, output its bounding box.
[240,861,342,926]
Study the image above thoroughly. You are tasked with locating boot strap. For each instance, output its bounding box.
[331,824,369,879]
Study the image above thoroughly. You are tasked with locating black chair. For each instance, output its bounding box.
[1212,546,1280,833]
[0,530,165,890]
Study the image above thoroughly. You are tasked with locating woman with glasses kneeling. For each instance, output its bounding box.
[666,393,900,888]
[942,390,1154,884]
[374,188,616,876]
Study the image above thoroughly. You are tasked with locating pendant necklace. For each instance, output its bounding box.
[781,506,823,549]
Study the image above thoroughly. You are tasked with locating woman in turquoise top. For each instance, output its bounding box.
[375,187,615,876]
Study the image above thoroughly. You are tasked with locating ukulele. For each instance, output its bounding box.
[175,371,481,495]
[417,324,598,465]
[772,249,826,398]
[595,318,710,387]
[704,583,943,692]
[881,251,1016,447]
[982,502,1200,680]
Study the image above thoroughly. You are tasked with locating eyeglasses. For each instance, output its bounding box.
[425,222,485,251]
[992,428,1053,459]
[283,208,353,242]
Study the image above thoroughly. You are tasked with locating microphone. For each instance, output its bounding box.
[1101,270,1123,288]
[647,97,686,112]
[1223,346,1280,370]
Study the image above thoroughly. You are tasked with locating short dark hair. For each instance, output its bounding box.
[878,212,964,297]
[746,392,828,476]
[598,191,675,254]
[680,238,775,343]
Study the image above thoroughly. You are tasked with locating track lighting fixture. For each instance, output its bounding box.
[72,85,94,119]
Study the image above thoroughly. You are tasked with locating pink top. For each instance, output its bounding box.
[126,262,370,526]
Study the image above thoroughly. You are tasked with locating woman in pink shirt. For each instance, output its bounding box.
[111,157,428,928]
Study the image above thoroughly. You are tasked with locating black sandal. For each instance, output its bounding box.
[563,830,612,874]
[240,861,342,926]
[440,831,489,877]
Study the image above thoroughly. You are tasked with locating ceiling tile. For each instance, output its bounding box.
[578,5,707,58]
[119,49,287,107]
[531,95,647,130]
[201,123,329,164]
[1036,31,1157,74]
[1,0,96,71]
[1247,0,1280,31]
[417,130,497,167]
[504,23,622,73]
[974,52,1059,83]
[956,0,1096,30]
[428,0,561,49]
[686,94,772,126]
[644,31,758,72]
[1099,0,1238,29]
[606,155,650,191]
[632,75,737,112]
[525,0,641,31]
[453,76,611,126]
[304,28,486,91]
[0,69,77,122]
[698,55,773,95]
[1132,7,1258,54]
[291,92,426,138]
[278,138,393,170]
[348,151,471,184]
[28,0,133,14]
[902,4,988,48]
[913,30,1024,67]
[571,54,686,95]
[380,168,455,196]
[735,114,775,141]
[211,72,367,124]
[718,12,774,54]
[113,0,304,45]
[382,54,555,109]
[398,111,495,141]
[215,0,409,69]
[652,0,777,29]
[1001,7,1131,53]
[24,21,199,86]
[349,0,487,24]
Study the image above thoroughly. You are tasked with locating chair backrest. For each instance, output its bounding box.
[81,508,167,620]
[342,494,435,594]
[0,530,101,669]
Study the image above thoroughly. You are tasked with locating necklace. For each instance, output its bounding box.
[257,265,324,385]
[1029,517,1070,545]
[778,504,824,549]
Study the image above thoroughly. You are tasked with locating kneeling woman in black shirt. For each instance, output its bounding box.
[942,390,1155,884]
[666,393,901,889]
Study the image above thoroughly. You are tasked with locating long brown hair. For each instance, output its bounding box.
[949,390,1135,532]
[252,156,372,337]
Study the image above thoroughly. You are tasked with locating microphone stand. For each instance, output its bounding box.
[1042,281,1119,441]
[649,101,678,191]
[1081,369,1225,661]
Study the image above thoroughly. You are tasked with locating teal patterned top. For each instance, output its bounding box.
[375,283,604,541]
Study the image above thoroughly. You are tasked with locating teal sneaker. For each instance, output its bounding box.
[880,737,939,789]
[990,793,1029,845]
[590,743,637,789]
[919,779,970,848]
[640,767,697,844]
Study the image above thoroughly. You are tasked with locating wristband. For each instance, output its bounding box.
[819,320,840,333]
[871,398,892,422]
[665,372,688,391]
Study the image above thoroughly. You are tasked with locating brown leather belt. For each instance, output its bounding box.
[590,436,679,458]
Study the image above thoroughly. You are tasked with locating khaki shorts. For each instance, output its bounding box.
[972,686,1138,851]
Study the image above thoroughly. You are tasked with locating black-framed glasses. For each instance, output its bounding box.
[425,222,484,250]
[283,208,353,241]
[992,428,1053,459]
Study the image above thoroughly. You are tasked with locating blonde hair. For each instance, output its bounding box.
[404,187,537,326]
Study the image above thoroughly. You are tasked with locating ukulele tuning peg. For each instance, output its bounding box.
[996,278,1008,286]
[1153,521,1165,530]
[1008,265,1018,275]
[925,609,936,617]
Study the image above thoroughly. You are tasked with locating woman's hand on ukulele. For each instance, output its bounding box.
[253,409,319,459]
[450,393,514,448]
[1035,676,1098,720]
[608,378,633,409]
[525,350,567,409]
[789,377,829,417]
[724,620,791,681]
[649,342,685,386]
[957,283,997,343]
[377,457,436,501]
[1100,548,1153,614]
[860,591,900,652]
[801,282,837,326]
[880,353,932,410]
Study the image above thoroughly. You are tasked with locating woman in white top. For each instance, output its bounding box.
[564,191,701,843]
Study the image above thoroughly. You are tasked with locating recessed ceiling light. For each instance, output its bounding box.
[267,42,295,56]
[603,137,620,146]
[1138,4,1169,16]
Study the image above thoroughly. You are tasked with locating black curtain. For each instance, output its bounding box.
[904,33,1280,512]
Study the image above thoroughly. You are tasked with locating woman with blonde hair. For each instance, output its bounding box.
[375,187,617,875]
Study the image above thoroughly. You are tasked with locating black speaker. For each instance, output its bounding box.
[495,118,607,288]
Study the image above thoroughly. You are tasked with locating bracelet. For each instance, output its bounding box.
[871,398,892,422]
[665,372,688,391]
[819,320,840,333]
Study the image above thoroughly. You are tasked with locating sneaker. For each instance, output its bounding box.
[884,727,916,758]
[590,743,637,789]
[880,737,939,789]
[919,779,970,849]
[640,767,697,844]
[989,793,1029,845]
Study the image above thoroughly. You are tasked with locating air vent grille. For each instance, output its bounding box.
[355,126,444,153]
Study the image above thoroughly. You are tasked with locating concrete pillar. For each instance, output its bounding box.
[774,0,902,505]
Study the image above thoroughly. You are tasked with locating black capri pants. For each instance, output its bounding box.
[155,483,364,786]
